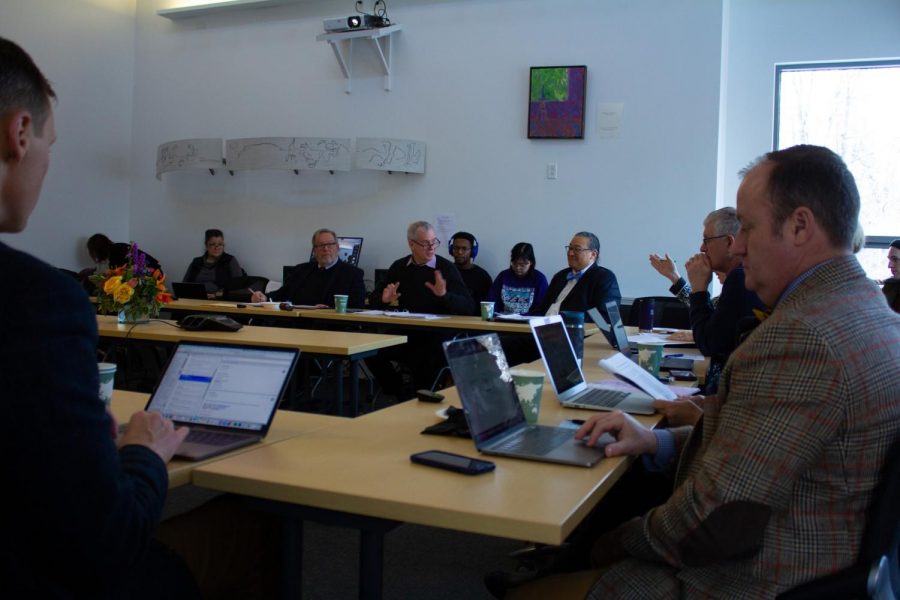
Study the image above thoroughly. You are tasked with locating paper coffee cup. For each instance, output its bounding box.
[510,368,544,425]
[480,301,495,321]
[334,294,349,314]
[637,343,663,377]
[98,362,116,406]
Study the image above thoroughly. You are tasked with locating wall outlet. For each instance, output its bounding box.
[546,163,558,179]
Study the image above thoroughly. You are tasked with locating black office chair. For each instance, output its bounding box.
[777,436,900,599]
[626,296,691,330]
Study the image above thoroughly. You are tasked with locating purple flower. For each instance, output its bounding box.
[130,243,147,277]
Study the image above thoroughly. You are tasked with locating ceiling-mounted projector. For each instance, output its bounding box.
[323,14,388,33]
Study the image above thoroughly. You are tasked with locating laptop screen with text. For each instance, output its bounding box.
[147,343,296,432]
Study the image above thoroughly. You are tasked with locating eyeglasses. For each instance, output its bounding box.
[511,260,531,268]
[206,242,224,248]
[702,234,730,245]
[565,245,594,254]
[410,239,441,250]
[313,242,338,250]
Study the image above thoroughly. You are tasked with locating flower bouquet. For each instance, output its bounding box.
[91,243,171,323]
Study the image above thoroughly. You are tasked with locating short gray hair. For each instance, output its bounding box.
[704,207,740,237]
[407,221,434,240]
[311,228,337,246]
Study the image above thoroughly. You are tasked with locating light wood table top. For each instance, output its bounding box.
[192,341,661,545]
[164,298,302,319]
[164,299,598,336]
[111,390,346,488]
[96,315,406,356]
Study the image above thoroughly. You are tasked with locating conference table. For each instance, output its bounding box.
[97,315,406,416]
[109,390,346,488]
[191,334,676,599]
[162,298,600,336]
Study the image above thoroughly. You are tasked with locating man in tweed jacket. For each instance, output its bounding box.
[509,145,900,599]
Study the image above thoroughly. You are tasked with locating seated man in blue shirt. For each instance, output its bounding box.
[253,228,365,308]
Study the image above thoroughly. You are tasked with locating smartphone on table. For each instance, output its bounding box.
[410,450,495,475]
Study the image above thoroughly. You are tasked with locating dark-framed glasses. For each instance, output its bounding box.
[411,239,441,250]
[313,242,339,250]
[564,245,593,254]
[702,234,730,245]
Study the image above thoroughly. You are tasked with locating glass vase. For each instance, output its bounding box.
[117,307,150,324]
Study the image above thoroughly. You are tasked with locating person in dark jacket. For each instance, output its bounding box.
[487,242,549,315]
[182,228,244,296]
[368,221,474,395]
[449,231,492,313]
[683,207,766,393]
[0,36,193,598]
[882,239,900,313]
[252,228,365,308]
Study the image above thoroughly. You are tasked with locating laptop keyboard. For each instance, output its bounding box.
[571,388,630,408]
[492,426,573,456]
[184,429,248,447]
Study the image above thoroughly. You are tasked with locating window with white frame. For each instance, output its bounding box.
[775,60,900,281]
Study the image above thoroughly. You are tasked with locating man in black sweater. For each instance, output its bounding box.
[253,228,365,308]
[369,221,474,395]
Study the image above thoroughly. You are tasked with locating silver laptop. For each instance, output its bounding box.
[530,315,656,415]
[145,342,299,460]
[443,334,609,468]
[587,303,694,372]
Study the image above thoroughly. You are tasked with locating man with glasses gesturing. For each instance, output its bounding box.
[368,221,474,396]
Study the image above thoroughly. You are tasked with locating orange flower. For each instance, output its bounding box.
[156,292,172,304]
[111,266,126,276]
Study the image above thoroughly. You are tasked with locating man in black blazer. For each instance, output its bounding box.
[504,231,622,365]
[534,231,622,322]
[0,37,193,597]
[253,228,366,308]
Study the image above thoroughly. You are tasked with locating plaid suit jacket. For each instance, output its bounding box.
[593,256,900,599]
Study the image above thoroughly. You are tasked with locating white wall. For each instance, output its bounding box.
[0,0,136,269]
[719,0,900,208]
[129,0,723,295]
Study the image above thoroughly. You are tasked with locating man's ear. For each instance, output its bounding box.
[2,111,32,162]
[787,206,815,245]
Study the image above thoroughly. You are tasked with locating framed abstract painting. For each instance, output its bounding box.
[527,65,587,139]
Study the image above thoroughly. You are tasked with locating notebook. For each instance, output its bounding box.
[172,281,209,300]
[530,315,657,415]
[587,303,694,372]
[144,342,299,460]
[442,334,609,467]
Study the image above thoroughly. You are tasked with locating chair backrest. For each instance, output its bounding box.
[626,296,691,330]
[283,265,297,283]
[861,436,900,581]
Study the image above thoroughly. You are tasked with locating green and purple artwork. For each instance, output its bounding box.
[527,66,586,139]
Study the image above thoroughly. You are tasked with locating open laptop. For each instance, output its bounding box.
[443,334,608,467]
[172,281,209,300]
[587,303,694,372]
[530,315,657,415]
[144,341,299,460]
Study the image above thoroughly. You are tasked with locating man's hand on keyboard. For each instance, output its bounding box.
[118,411,190,463]
[574,412,656,458]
